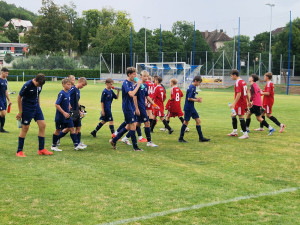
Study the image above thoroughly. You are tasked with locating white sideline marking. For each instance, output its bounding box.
[99,187,299,225]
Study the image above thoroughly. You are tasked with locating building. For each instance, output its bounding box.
[201,29,232,52]
[4,18,33,33]
[0,43,28,66]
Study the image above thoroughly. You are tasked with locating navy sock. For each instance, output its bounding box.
[179,124,187,139]
[70,133,78,147]
[130,130,138,149]
[163,119,172,131]
[109,125,115,134]
[95,122,104,132]
[17,137,25,153]
[77,132,81,143]
[196,125,204,139]
[52,134,59,146]
[145,127,151,142]
[117,122,127,132]
[261,119,270,128]
[136,126,142,137]
[38,136,45,150]
[58,131,67,139]
[0,116,4,129]
[113,127,128,143]
[232,117,238,129]
[126,130,132,138]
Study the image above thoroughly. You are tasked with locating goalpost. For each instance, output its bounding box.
[136,62,202,90]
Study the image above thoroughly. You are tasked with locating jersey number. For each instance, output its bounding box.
[161,92,164,101]
[175,93,180,101]
[243,86,247,95]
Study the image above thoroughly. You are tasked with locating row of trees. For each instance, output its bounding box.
[3,0,299,74]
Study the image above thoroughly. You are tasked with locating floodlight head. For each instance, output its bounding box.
[265,3,275,7]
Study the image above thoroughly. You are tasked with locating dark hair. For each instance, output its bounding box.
[126,67,136,76]
[1,67,9,72]
[251,74,259,82]
[105,78,113,84]
[230,69,239,77]
[193,75,202,82]
[264,72,272,80]
[36,73,46,86]
[156,76,162,83]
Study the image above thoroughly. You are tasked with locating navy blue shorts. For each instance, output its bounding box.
[184,108,199,121]
[22,104,44,125]
[72,119,82,128]
[100,111,113,122]
[55,119,74,130]
[137,108,149,124]
[124,110,136,124]
[0,100,7,111]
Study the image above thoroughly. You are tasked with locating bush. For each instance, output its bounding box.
[4,53,14,64]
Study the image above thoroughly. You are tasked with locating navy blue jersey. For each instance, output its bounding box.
[19,80,42,106]
[0,78,7,103]
[69,85,80,110]
[135,83,148,111]
[101,88,117,112]
[122,80,135,112]
[184,84,197,111]
[55,90,70,122]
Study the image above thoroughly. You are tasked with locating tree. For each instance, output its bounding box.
[4,23,19,43]
[4,53,14,64]
[172,21,194,44]
[25,0,76,54]
[0,34,10,43]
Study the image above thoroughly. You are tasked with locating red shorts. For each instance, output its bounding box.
[167,110,183,118]
[263,104,273,114]
[154,108,164,117]
[146,103,153,111]
[235,104,247,116]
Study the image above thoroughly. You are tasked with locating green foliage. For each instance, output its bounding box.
[0,34,10,42]
[4,52,14,63]
[25,0,76,54]
[4,23,19,42]
[0,0,36,22]
[12,55,77,70]
[172,21,194,43]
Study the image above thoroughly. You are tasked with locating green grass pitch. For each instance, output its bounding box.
[0,81,299,224]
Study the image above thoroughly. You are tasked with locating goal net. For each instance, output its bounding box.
[136,62,202,90]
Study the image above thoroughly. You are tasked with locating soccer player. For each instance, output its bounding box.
[109,67,143,151]
[145,74,155,130]
[245,74,275,135]
[178,75,210,143]
[51,78,85,151]
[0,67,11,133]
[121,71,158,147]
[228,69,250,139]
[91,78,120,137]
[254,72,285,132]
[16,74,53,157]
[165,78,188,130]
[151,76,173,134]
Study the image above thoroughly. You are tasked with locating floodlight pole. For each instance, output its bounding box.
[266,3,275,72]
[143,16,151,63]
[232,28,238,69]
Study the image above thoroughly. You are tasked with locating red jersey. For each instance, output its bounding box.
[235,79,248,107]
[145,80,154,98]
[263,81,274,106]
[169,86,183,112]
[153,85,166,109]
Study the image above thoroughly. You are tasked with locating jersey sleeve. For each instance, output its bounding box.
[101,91,106,103]
[236,81,242,93]
[163,89,166,102]
[112,91,117,99]
[19,84,28,97]
[171,89,175,100]
[123,81,132,94]
[56,93,64,105]
[186,87,194,99]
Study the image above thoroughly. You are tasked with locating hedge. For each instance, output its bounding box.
[7,69,101,81]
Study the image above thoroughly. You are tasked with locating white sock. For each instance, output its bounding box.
[233,129,237,133]
[139,136,143,140]
[269,126,273,131]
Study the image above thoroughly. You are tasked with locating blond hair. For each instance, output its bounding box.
[170,78,178,85]
[62,78,71,85]
[78,77,87,85]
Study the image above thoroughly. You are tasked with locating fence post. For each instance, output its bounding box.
[259,53,262,77]
[205,51,207,75]
[247,52,250,79]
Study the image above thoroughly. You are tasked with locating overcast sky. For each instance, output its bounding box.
[7,0,300,39]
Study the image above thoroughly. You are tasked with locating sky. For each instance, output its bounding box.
[6,0,300,39]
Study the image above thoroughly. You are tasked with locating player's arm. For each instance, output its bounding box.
[128,81,141,97]
[5,90,11,105]
[133,96,140,115]
[231,92,241,108]
[101,102,105,116]
[116,89,120,99]
[16,94,22,120]
[187,89,201,102]
[56,104,70,119]
[146,96,158,108]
